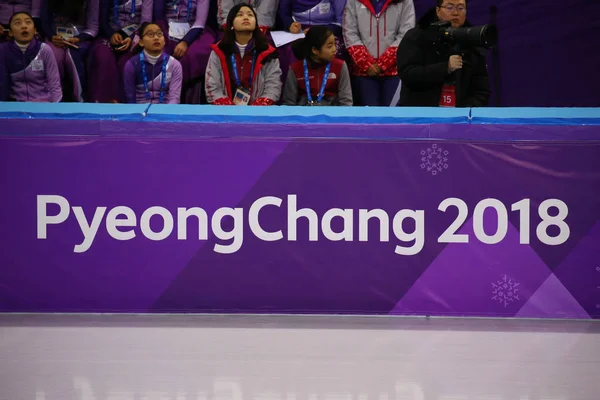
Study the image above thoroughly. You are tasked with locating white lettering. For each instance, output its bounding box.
[140,206,174,241]
[37,195,70,238]
[393,209,425,256]
[322,208,353,241]
[212,207,243,254]
[249,196,283,241]
[287,194,318,241]
[73,206,107,253]
[106,206,137,241]
[177,207,208,240]
[358,209,389,242]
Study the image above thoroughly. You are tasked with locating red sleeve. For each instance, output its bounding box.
[251,97,275,106]
[347,45,376,74]
[213,97,235,105]
[379,46,398,73]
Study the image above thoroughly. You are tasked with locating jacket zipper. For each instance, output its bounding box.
[151,62,155,102]
[23,54,29,101]
[376,16,380,58]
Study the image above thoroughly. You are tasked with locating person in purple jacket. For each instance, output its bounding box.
[154,0,215,103]
[88,0,153,102]
[0,11,62,102]
[123,22,182,103]
[1,1,43,42]
[42,0,100,102]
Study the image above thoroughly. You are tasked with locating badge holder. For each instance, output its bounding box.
[233,87,251,106]
[121,24,139,37]
[31,59,45,72]
[56,25,78,39]
[168,20,191,41]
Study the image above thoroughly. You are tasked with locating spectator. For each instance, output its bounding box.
[205,3,281,105]
[124,22,182,103]
[283,25,352,106]
[343,0,415,106]
[396,0,489,107]
[0,11,62,102]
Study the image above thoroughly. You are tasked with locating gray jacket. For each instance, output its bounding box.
[343,0,415,74]
[205,44,282,105]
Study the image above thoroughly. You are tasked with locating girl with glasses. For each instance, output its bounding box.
[123,22,182,103]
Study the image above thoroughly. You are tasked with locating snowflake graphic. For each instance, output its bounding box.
[491,275,521,308]
[420,144,450,176]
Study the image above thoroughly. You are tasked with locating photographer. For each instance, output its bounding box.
[396,0,490,107]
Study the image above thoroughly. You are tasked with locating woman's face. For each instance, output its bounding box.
[9,13,36,43]
[232,6,256,33]
[313,34,336,62]
[140,24,165,53]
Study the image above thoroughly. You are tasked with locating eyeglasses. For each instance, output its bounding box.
[143,31,164,38]
[439,4,467,13]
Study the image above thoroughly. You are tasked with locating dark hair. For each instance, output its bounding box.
[9,11,34,26]
[437,0,467,6]
[218,3,269,55]
[48,0,86,24]
[133,22,163,55]
[291,26,334,60]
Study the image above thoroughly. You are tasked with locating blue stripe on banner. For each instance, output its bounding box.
[142,114,470,125]
[471,108,600,126]
[472,118,600,126]
[0,103,147,121]
[1,103,599,126]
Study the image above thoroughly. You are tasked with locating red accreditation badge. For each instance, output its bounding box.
[439,84,456,107]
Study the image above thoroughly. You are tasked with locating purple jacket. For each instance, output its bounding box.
[123,51,182,103]
[0,0,42,23]
[0,39,62,102]
[99,0,153,38]
[279,0,345,34]
[41,0,100,41]
[153,0,208,45]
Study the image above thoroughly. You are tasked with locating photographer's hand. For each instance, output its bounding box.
[448,55,463,73]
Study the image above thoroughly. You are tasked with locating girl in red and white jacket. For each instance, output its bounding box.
[283,25,352,106]
[205,3,281,105]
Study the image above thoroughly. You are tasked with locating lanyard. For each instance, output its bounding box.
[303,59,330,105]
[173,0,193,23]
[140,52,169,104]
[231,50,257,89]
[114,0,137,26]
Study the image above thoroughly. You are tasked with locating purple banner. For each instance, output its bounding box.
[1,122,600,318]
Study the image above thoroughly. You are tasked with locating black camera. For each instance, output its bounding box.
[431,20,498,49]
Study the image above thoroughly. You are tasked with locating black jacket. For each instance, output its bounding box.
[396,8,490,107]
